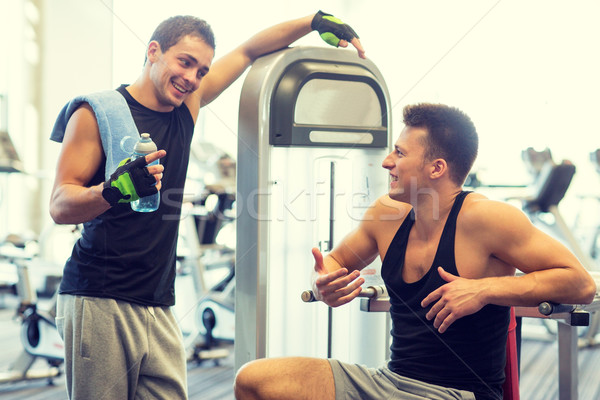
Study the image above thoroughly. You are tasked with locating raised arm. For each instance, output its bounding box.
[186,11,364,117]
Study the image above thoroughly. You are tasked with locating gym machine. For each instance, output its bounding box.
[0,106,64,384]
[235,46,392,371]
[0,240,64,385]
[174,146,237,365]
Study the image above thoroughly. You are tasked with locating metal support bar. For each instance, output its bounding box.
[301,285,387,303]
[327,162,335,359]
[557,321,579,400]
[515,296,600,400]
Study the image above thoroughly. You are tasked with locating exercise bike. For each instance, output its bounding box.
[0,237,63,385]
[175,145,237,365]
[175,191,236,365]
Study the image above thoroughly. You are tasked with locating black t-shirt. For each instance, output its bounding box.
[382,191,509,400]
[58,85,195,306]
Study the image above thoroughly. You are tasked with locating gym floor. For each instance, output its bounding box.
[0,297,235,400]
[0,298,599,399]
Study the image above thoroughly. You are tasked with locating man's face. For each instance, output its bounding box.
[381,126,429,202]
[148,35,214,110]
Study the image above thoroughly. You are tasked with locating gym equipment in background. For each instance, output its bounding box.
[174,145,237,365]
[516,148,599,346]
[519,148,596,271]
[0,238,63,385]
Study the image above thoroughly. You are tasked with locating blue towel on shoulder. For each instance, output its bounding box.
[50,90,139,180]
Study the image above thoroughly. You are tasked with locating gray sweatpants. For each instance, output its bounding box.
[55,294,187,400]
[329,359,477,400]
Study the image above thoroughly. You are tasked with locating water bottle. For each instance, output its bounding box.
[131,133,160,212]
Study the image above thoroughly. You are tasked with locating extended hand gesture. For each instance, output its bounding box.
[311,247,364,307]
[421,267,488,333]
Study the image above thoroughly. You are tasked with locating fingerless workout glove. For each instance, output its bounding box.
[101,157,157,206]
[311,10,359,47]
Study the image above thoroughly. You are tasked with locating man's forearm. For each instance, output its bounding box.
[486,268,596,307]
[241,14,314,62]
[50,183,110,225]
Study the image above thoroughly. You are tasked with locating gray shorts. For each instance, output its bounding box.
[328,359,476,400]
[56,294,187,400]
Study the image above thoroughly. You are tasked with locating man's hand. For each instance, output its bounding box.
[311,10,366,59]
[311,247,364,307]
[421,267,488,333]
[101,150,165,206]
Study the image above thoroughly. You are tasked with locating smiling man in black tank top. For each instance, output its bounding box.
[49,11,365,400]
[235,103,597,400]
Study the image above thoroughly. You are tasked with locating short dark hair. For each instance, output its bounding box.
[149,15,216,55]
[403,103,478,185]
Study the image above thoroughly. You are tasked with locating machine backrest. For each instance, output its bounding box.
[525,161,576,213]
[590,149,600,175]
[521,147,553,179]
[0,130,23,173]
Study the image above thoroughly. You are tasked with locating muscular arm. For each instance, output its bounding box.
[423,198,596,333]
[475,200,595,306]
[49,104,111,224]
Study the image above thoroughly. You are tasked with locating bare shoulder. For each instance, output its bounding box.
[63,103,101,148]
[460,192,532,237]
[56,103,104,184]
[65,103,99,134]
[70,102,96,122]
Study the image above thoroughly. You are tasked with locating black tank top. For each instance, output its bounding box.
[382,191,509,400]
[58,85,194,306]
